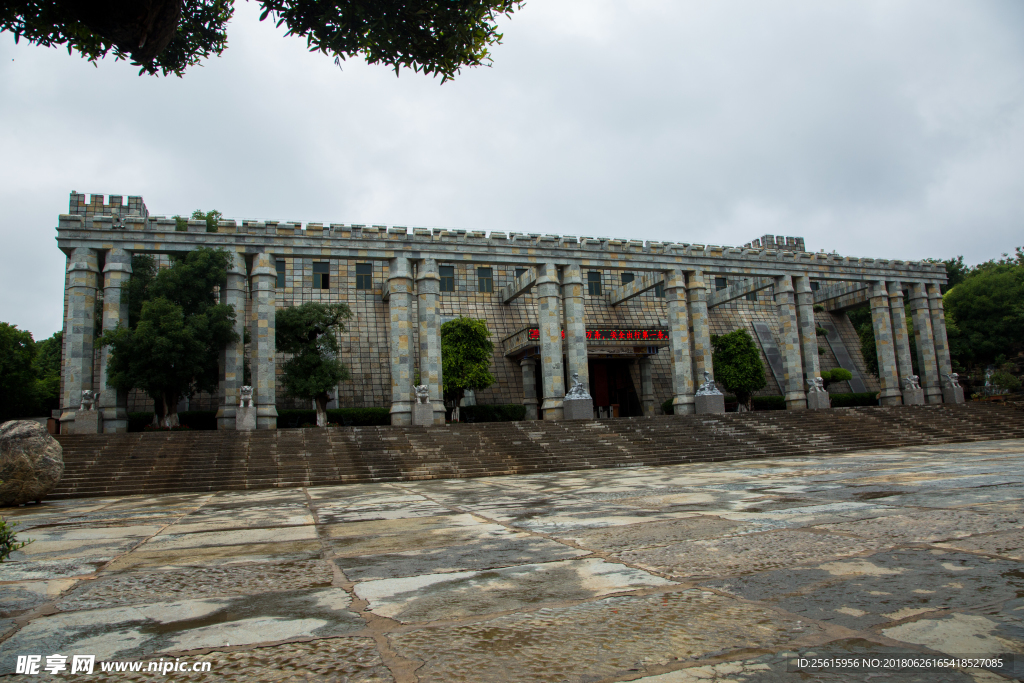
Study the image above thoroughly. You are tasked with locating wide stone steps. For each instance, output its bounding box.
[47,404,1024,499]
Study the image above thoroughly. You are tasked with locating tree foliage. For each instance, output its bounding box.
[441,317,494,411]
[711,329,766,410]
[0,323,39,422]
[276,302,352,427]
[945,249,1024,370]
[1,0,522,80]
[0,325,62,422]
[100,247,238,426]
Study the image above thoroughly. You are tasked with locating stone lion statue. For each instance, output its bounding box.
[239,386,255,408]
[695,371,722,396]
[80,390,98,411]
[944,373,961,388]
[809,376,826,393]
[414,385,430,404]
[903,375,921,391]
[565,373,591,400]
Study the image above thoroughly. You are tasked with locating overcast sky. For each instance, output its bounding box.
[2,0,1023,339]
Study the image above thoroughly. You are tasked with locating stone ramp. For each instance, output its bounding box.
[48,404,1024,499]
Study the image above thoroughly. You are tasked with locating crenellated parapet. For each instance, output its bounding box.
[56,199,947,286]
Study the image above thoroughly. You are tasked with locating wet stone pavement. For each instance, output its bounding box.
[2,439,1024,682]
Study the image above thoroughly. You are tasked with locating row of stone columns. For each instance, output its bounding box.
[59,247,281,432]
[871,280,955,405]
[387,257,446,426]
[519,265,719,419]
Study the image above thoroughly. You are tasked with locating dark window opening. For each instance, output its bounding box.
[714,277,728,291]
[313,262,329,289]
[515,267,527,279]
[478,267,493,293]
[746,292,757,301]
[587,271,602,296]
[810,281,820,291]
[621,272,634,285]
[356,263,372,290]
[440,265,455,292]
[275,260,285,289]
[654,282,665,298]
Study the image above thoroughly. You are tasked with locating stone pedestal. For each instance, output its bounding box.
[236,406,256,431]
[73,410,100,434]
[695,393,725,414]
[806,391,831,410]
[563,397,594,420]
[942,386,965,404]
[412,402,434,426]
[902,388,925,405]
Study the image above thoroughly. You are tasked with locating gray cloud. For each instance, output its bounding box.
[2,0,1023,338]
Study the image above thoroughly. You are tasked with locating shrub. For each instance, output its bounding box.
[829,392,878,407]
[661,398,674,415]
[820,368,853,389]
[460,404,527,422]
[0,516,30,562]
[990,370,1022,394]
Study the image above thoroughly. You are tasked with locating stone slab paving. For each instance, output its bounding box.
[1,439,1023,681]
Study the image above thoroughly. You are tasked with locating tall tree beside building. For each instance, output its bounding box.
[276,302,352,427]
[710,329,767,411]
[100,247,239,427]
[441,317,495,417]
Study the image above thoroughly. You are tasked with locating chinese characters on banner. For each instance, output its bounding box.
[527,328,668,342]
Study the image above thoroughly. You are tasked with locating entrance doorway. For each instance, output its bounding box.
[588,359,642,417]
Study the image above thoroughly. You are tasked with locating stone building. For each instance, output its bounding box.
[56,192,957,433]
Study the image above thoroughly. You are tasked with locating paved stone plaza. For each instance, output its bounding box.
[2,439,1024,682]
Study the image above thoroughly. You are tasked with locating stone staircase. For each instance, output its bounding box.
[48,404,1024,500]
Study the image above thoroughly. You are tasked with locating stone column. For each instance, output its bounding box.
[99,248,131,432]
[639,356,655,416]
[60,247,99,433]
[562,262,589,392]
[887,281,921,405]
[218,250,247,429]
[687,270,713,380]
[664,269,695,414]
[521,357,539,420]
[928,282,953,379]
[388,257,414,425]
[775,275,807,410]
[870,280,903,406]
[794,275,827,409]
[537,262,564,420]
[909,282,942,404]
[416,259,446,425]
[251,252,278,429]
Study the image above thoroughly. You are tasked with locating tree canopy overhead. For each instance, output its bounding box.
[1,0,523,79]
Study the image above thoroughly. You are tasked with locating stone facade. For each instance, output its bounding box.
[56,192,952,431]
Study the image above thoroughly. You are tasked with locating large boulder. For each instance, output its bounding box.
[0,420,64,506]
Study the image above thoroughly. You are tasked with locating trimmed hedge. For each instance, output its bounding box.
[459,404,526,423]
[829,392,878,408]
[128,410,217,432]
[278,407,392,428]
[752,396,786,411]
